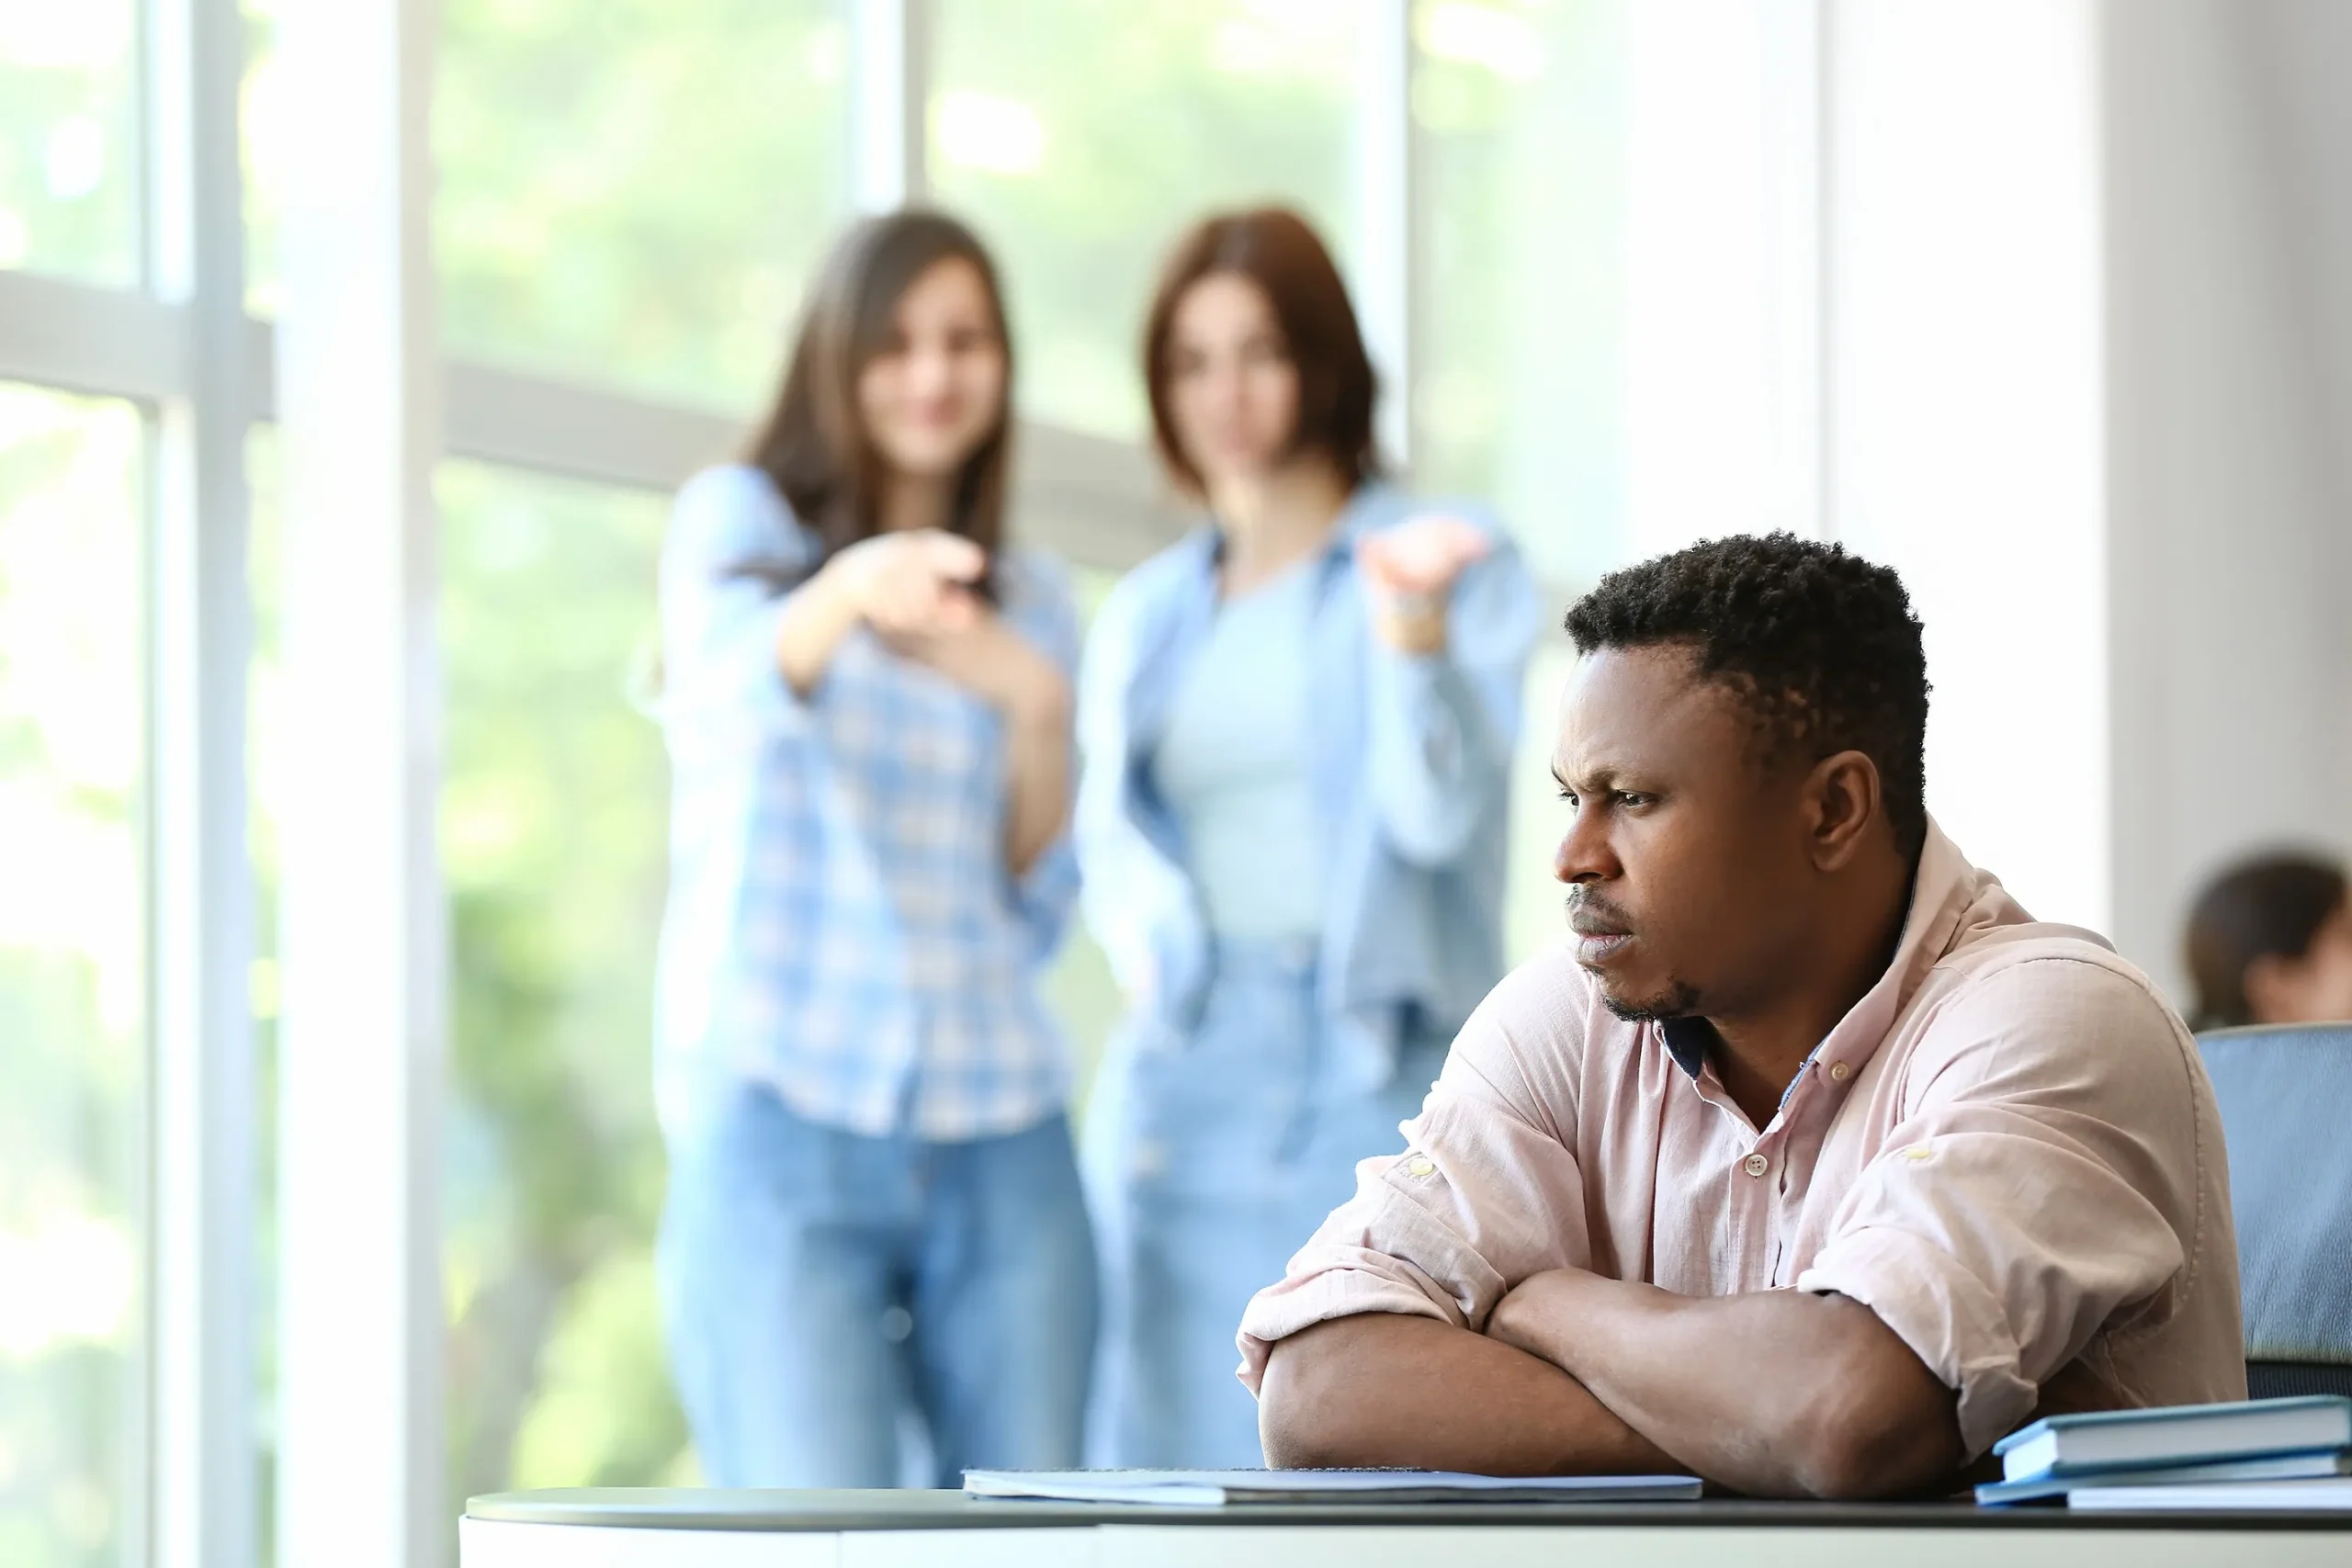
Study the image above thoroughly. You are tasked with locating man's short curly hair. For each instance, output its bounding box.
[1563,533,1931,861]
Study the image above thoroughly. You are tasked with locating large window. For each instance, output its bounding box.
[243,424,283,1568]
[436,463,682,1503]
[0,384,148,1568]
[1,5,1634,1562]
[239,0,284,315]
[1408,0,1631,964]
[930,0,1367,439]
[1415,0,1627,590]
[0,6,142,287]
[435,0,848,411]
[245,0,849,413]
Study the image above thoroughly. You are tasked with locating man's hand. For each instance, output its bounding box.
[1355,514,1489,655]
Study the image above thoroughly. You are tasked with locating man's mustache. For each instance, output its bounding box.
[1564,891,1637,937]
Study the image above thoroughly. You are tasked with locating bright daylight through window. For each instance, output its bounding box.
[0,3,1626,1563]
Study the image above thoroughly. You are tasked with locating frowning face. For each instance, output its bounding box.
[1550,644,1821,1023]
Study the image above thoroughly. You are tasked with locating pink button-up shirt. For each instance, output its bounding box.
[1238,822,2245,1457]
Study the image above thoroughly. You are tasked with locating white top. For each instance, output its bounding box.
[1150,562,1326,943]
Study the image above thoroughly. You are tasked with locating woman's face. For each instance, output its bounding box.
[1163,271,1301,491]
[857,255,1008,484]
[2248,898,2352,1025]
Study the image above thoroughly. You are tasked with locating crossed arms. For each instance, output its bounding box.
[1257,1276,1964,1498]
[1248,952,2211,1498]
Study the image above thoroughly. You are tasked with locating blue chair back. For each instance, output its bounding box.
[2198,1022,2352,1396]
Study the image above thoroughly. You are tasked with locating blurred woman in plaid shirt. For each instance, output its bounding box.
[651,211,1093,1487]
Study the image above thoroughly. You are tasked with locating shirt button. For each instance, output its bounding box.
[1743,1152,1770,1179]
[1828,1061,1851,1083]
[1406,1156,1436,1178]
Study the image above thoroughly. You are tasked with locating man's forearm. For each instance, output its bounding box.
[1256,1314,1679,1475]
[1490,1272,1964,1497]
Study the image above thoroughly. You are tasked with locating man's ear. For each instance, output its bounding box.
[1803,750,1883,873]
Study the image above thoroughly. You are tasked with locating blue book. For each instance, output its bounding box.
[1978,1447,2352,1506]
[1996,1396,2352,1483]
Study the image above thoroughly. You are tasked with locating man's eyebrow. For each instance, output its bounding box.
[1551,763,1619,792]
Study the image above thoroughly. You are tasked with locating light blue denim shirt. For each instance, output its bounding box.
[1075,482,1543,1094]
[1150,558,1329,941]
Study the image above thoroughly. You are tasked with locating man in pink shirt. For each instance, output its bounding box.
[1243,535,2245,1497]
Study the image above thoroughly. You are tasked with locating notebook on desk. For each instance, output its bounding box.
[1977,1449,2352,1506]
[963,1468,1704,1506]
[2068,1476,2352,1511]
[1994,1395,2352,1483]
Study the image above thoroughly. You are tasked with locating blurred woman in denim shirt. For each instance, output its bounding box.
[1077,208,1541,1466]
[653,211,1093,1486]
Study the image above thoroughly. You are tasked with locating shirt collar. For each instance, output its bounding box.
[1660,1016,1716,1081]
[1817,817,1983,1077]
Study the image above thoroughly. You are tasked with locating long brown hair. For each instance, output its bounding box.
[1141,206,1379,498]
[743,209,1013,589]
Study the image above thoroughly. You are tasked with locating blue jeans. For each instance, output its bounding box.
[1081,941,1446,1467]
[657,1077,1097,1486]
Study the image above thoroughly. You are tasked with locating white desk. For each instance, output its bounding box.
[461,1488,2352,1567]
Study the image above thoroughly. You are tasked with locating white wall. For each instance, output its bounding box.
[1614,0,2352,1002]
[1823,0,2110,933]
[1619,0,2112,929]
[2102,0,2352,1002]
[1621,0,1821,559]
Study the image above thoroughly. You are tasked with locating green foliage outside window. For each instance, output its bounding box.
[436,463,685,1501]
[0,5,141,287]
[245,0,1623,1543]
[0,387,147,1568]
[6,2,1621,1561]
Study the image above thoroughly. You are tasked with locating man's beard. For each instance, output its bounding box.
[1600,979,1703,1025]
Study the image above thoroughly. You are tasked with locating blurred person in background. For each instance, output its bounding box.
[651,210,1094,1486]
[2185,852,2352,1030]
[1075,206,1541,1466]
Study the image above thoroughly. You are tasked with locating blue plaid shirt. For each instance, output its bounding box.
[652,466,1081,1142]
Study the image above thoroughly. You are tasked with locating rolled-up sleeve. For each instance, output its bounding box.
[1237,961,1596,1391]
[1796,956,2206,1456]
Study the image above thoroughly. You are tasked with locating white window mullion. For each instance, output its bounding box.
[273,1,447,1566]
[144,0,257,1565]
[851,0,931,211]
[1355,0,1417,479]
